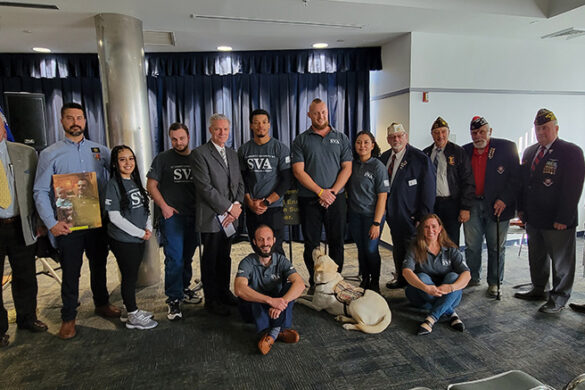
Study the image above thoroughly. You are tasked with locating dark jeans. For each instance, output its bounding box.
[299,195,347,285]
[0,219,38,334]
[109,239,145,313]
[56,228,110,321]
[159,214,198,301]
[200,231,233,303]
[434,197,461,246]
[348,212,385,283]
[245,206,284,255]
[238,283,294,333]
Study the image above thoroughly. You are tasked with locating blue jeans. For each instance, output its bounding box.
[405,272,462,321]
[348,212,385,282]
[159,214,199,301]
[238,283,294,333]
[463,199,509,285]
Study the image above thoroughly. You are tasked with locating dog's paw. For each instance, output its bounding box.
[334,315,344,322]
[342,324,357,331]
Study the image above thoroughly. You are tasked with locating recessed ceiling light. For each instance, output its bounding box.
[217,45,233,52]
[312,42,328,49]
[32,47,51,53]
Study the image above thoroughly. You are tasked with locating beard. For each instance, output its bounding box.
[312,120,329,131]
[173,144,188,153]
[65,125,84,137]
[473,139,488,149]
[254,244,274,259]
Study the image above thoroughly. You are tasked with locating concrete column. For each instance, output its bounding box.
[94,13,159,286]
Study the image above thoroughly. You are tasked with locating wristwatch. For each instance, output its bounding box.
[262,198,270,207]
[372,221,381,226]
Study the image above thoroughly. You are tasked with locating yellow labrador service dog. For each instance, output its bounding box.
[298,248,391,334]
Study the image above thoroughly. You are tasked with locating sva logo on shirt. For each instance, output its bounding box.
[247,157,273,171]
[330,139,340,144]
[130,190,143,207]
[173,167,192,181]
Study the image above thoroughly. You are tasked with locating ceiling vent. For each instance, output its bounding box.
[143,31,176,46]
[191,14,362,30]
[541,27,585,40]
[0,2,58,9]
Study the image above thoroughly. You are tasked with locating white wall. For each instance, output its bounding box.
[371,31,585,235]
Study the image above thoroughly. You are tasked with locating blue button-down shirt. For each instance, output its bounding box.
[33,137,110,229]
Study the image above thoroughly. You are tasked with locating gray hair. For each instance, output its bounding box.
[209,113,230,127]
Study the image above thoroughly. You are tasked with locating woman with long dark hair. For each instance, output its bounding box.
[403,214,470,335]
[346,131,389,292]
[105,145,157,330]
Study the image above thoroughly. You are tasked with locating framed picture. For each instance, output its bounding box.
[52,172,102,231]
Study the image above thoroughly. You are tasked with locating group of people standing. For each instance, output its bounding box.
[0,98,584,352]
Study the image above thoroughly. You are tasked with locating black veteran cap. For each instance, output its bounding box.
[470,116,488,130]
[431,116,448,130]
[534,108,557,125]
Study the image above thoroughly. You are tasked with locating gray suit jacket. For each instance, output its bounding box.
[192,141,244,233]
[6,141,38,246]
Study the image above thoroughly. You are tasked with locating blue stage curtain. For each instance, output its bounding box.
[0,48,380,156]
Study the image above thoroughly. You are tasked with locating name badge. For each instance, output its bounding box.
[383,179,390,187]
[408,179,417,187]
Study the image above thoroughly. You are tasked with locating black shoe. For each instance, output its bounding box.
[17,319,48,333]
[539,301,565,314]
[467,279,481,287]
[386,280,406,289]
[569,303,585,314]
[514,288,547,301]
[205,301,230,316]
[167,300,183,321]
[220,292,239,306]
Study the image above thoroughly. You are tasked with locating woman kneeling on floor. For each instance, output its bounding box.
[402,214,471,335]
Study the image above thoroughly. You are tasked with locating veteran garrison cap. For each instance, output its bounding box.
[431,116,449,130]
[387,122,406,135]
[470,116,488,130]
[534,108,557,125]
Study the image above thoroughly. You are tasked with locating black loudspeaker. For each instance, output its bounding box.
[3,92,49,151]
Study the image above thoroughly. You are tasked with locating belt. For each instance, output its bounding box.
[0,216,20,225]
[436,196,453,201]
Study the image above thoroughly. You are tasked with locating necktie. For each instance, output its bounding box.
[0,159,12,209]
[433,148,441,169]
[388,154,397,183]
[531,146,546,172]
[219,147,228,167]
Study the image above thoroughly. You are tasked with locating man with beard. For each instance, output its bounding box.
[292,98,352,292]
[34,102,120,340]
[234,225,305,355]
[70,176,101,228]
[238,109,291,255]
[462,116,520,297]
[147,122,202,322]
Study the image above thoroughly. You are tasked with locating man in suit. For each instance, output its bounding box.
[193,113,245,316]
[462,116,520,297]
[515,109,585,313]
[423,117,475,246]
[0,112,48,347]
[34,102,120,340]
[381,123,435,288]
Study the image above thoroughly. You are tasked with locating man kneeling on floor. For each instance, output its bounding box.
[234,225,306,355]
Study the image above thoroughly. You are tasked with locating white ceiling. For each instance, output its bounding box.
[1,0,585,53]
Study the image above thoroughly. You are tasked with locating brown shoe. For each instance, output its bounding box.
[277,329,300,344]
[57,320,76,340]
[257,334,275,355]
[94,304,122,318]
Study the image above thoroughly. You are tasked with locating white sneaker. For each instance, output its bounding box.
[183,288,203,304]
[120,308,154,323]
[126,310,158,330]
